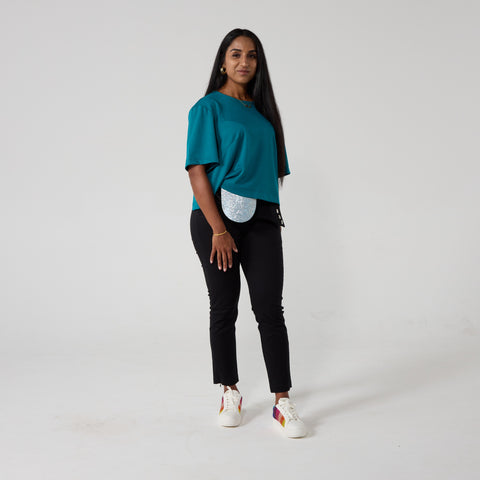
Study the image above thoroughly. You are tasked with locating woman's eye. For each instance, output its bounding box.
[230,53,256,59]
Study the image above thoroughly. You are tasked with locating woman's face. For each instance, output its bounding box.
[221,36,257,86]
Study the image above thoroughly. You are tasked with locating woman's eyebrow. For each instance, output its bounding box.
[229,48,257,53]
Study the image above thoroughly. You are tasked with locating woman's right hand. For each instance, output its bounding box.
[210,231,238,272]
[187,165,238,271]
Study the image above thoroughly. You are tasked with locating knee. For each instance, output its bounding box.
[209,303,239,330]
[251,303,285,326]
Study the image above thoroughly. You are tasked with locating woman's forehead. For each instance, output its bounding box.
[228,36,256,50]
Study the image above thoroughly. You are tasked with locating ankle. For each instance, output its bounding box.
[223,384,239,393]
[275,391,289,404]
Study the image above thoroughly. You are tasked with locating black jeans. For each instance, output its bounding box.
[190,195,292,393]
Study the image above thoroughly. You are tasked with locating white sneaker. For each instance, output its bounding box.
[273,397,307,438]
[218,386,242,427]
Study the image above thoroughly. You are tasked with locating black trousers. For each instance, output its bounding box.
[190,195,292,393]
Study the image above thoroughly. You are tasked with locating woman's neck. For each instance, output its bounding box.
[218,85,252,102]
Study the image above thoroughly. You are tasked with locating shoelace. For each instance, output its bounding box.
[223,388,238,411]
[280,400,300,421]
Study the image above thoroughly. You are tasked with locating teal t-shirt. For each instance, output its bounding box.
[185,90,290,211]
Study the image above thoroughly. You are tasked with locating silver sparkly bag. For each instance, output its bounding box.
[220,188,257,223]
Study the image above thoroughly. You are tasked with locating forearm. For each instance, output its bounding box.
[187,165,226,234]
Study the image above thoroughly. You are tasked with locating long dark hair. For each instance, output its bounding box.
[205,28,287,182]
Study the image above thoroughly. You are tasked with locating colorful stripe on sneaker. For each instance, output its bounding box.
[273,406,286,427]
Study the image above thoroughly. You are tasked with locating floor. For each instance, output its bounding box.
[1,327,479,480]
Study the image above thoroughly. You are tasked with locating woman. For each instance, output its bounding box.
[185,28,307,438]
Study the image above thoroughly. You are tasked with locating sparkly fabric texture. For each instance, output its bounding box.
[221,188,257,223]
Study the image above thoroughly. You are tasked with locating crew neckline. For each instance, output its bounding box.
[214,90,254,103]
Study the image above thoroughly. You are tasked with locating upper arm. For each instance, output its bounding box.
[187,164,206,176]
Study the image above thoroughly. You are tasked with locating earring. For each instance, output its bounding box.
[220,67,226,74]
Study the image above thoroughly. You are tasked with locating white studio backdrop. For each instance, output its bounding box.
[1,0,479,357]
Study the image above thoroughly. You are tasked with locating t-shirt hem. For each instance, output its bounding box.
[185,160,219,171]
[219,185,280,205]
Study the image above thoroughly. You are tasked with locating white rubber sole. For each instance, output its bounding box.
[219,414,241,427]
[272,417,307,438]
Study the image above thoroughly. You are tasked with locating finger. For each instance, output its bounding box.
[227,249,233,269]
[222,250,228,272]
[232,240,239,253]
[217,248,222,270]
[210,246,215,264]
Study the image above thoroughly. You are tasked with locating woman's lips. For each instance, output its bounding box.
[238,70,249,74]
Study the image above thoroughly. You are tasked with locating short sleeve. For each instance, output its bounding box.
[185,104,220,171]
